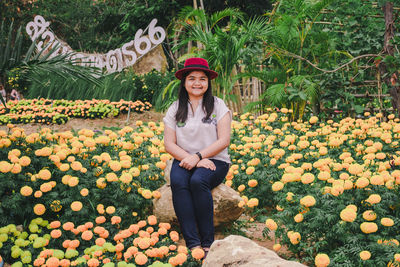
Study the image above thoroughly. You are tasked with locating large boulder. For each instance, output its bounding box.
[153,160,244,226]
[203,235,307,267]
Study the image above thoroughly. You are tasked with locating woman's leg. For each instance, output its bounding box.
[169,159,201,249]
[189,159,229,248]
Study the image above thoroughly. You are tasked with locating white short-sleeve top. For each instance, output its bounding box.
[163,96,231,163]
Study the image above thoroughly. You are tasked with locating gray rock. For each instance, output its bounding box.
[203,235,307,267]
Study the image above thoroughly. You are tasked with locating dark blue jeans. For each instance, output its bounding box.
[170,158,229,249]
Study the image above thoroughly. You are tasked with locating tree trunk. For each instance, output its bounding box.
[380,2,400,115]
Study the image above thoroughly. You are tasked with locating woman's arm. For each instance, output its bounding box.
[198,111,231,158]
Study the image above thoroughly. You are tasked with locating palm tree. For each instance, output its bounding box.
[0,21,101,109]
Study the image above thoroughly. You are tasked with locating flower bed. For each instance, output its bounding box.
[1,110,400,266]
[0,99,152,125]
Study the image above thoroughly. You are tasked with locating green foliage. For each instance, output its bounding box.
[26,69,174,108]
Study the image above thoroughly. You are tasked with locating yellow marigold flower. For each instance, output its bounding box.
[265,219,278,230]
[300,195,316,207]
[272,181,284,192]
[355,177,369,188]
[363,210,377,221]
[318,171,330,181]
[105,206,116,214]
[141,189,152,199]
[109,161,121,172]
[80,188,89,197]
[360,222,378,234]
[381,217,394,227]
[315,253,330,267]
[130,167,140,177]
[288,231,301,245]
[365,194,381,204]
[294,213,303,223]
[0,161,12,173]
[348,164,364,175]
[246,166,255,175]
[340,208,357,222]
[346,204,357,212]
[247,198,259,208]
[359,250,371,260]
[370,175,384,185]
[309,116,318,124]
[71,201,83,211]
[286,192,294,201]
[301,173,315,184]
[238,184,245,192]
[38,169,51,180]
[19,156,31,167]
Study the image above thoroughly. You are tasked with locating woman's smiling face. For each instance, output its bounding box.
[184,71,209,100]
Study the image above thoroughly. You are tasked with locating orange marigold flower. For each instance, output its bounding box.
[248,179,258,187]
[71,201,83,211]
[46,257,60,267]
[63,222,75,231]
[95,216,106,224]
[50,221,61,229]
[81,230,93,241]
[111,216,122,224]
[315,253,330,267]
[265,219,278,231]
[148,215,157,225]
[191,248,205,260]
[87,258,100,267]
[135,253,148,266]
[272,181,284,191]
[20,186,33,196]
[19,156,31,167]
[38,169,51,180]
[34,203,46,215]
[50,229,62,239]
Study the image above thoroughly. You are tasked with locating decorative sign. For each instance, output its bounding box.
[26,15,166,74]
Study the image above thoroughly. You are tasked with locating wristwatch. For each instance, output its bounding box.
[195,152,203,160]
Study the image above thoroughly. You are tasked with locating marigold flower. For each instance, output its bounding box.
[355,177,369,188]
[294,213,304,223]
[38,169,51,180]
[381,217,394,227]
[135,253,148,266]
[111,216,121,224]
[148,215,157,225]
[46,257,60,267]
[265,219,278,231]
[71,201,83,211]
[300,195,316,207]
[50,221,61,229]
[62,222,75,231]
[50,229,62,239]
[340,208,357,222]
[360,222,378,234]
[34,204,46,215]
[20,186,33,196]
[301,173,315,184]
[248,179,258,187]
[191,247,205,260]
[366,194,381,204]
[315,253,330,267]
[19,156,31,167]
[359,250,371,260]
[272,181,284,191]
[81,230,93,241]
[105,206,115,214]
[80,188,89,197]
[95,216,106,224]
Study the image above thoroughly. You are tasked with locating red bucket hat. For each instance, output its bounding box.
[175,57,218,80]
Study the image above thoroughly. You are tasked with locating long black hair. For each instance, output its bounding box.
[175,71,215,123]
